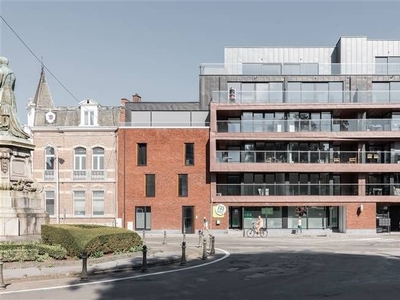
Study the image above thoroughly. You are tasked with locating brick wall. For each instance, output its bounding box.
[118,128,210,232]
[346,202,376,229]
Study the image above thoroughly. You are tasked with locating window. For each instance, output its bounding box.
[84,110,95,126]
[92,190,104,215]
[138,143,147,166]
[74,191,86,215]
[373,82,400,103]
[45,147,55,170]
[146,174,155,197]
[287,82,343,103]
[45,191,55,215]
[92,147,104,170]
[135,206,151,230]
[376,57,400,74]
[185,143,194,165]
[178,174,188,197]
[79,99,98,126]
[73,147,86,180]
[74,147,86,170]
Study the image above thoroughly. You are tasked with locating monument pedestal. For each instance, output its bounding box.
[0,190,49,236]
[0,136,49,236]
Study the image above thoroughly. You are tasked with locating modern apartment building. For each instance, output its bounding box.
[118,94,210,233]
[200,36,400,234]
[27,68,120,225]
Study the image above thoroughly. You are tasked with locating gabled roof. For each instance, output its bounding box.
[32,66,55,109]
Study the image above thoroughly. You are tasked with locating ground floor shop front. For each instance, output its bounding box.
[211,202,389,234]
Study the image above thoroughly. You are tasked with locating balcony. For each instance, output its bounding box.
[216,150,400,164]
[215,183,400,197]
[200,63,400,76]
[216,118,398,133]
[44,169,107,181]
[212,90,400,104]
[44,170,55,181]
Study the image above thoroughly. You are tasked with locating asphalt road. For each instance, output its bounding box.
[2,234,400,300]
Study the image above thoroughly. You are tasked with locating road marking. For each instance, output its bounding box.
[0,248,230,295]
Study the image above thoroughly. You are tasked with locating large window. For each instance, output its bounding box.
[74,147,86,170]
[228,82,283,103]
[146,174,155,197]
[138,143,147,166]
[287,82,343,103]
[92,147,104,170]
[74,191,86,215]
[178,174,188,197]
[376,57,400,74]
[45,146,55,170]
[185,143,194,166]
[136,206,151,230]
[92,190,104,215]
[45,191,55,215]
[372,82,400,103]
[74,147,86,180]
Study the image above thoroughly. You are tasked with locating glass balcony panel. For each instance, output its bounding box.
[262,64,281,75]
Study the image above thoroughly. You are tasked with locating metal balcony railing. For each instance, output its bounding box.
[216,150,400,164]
[216,118,399,133]
[212,90,400,104]
[200,63,400,76]
[215,183,400,196]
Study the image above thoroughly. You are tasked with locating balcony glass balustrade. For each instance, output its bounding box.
[200,63,400,76]
[212,90,400,104]
[216,119,396,133]
[215,183,399,196]
[216,150,399,164]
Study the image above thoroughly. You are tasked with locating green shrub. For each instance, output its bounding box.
[41,224,142,258]
[90,251,104,258]
[0,241,67,261]
[0,248,39,262]
[36,244,67,260]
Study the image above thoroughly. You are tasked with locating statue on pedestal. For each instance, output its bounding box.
[0,56,30,139]
[0,56,48,236]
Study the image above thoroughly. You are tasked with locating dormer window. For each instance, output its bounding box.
[84,110,95,126]
[79,99,98,126]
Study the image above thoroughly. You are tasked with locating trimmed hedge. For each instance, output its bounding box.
[41,224,142,258]
[0,242,67,262]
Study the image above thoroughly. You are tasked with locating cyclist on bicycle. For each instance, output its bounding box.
[255,215,263,235]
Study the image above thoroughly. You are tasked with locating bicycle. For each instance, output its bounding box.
[246,223,268,238]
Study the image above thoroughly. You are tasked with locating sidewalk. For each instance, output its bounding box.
[1,234,206,282]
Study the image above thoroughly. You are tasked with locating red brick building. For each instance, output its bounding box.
[118,95,210,233]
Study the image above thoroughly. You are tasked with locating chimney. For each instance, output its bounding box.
[132,93,141,102]
[120,98,129,106]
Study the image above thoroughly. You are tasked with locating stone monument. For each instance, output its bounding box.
[0,56,48,236]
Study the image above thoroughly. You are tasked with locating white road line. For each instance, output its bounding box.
[0,248,230,295]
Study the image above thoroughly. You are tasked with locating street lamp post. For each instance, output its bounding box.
[56,155,65,224]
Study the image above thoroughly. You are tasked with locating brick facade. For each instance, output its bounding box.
[118,128,210,232]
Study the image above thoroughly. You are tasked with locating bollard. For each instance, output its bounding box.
[141,244,148,273]
[80,250,88,281]
[208,234,213,251]
[197,230,202,248]
[0,261,6,289]
[162,231,167,245]
[210,235,215,255]
[201,238,207,260]
[180,241,187,265]
[142,230,146,244]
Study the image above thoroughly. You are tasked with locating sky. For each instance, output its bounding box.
[1,0,400,124]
